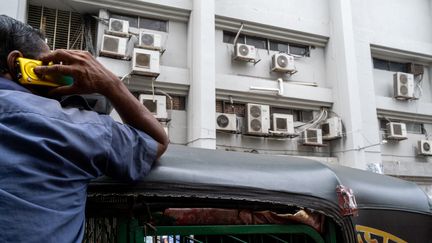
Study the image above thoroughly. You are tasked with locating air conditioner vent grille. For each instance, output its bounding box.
[277,55,288,68]
[141,34,154,46]
[276,117,287,131]
[393,124,402,135]
[103,37,119,53]
[143,100,157,114]
[217,115,229,128]
[135,53,151,68]
[307,130,318,143]
[250,119,262,131]
[250,106,261,118]
[239,45,249,56]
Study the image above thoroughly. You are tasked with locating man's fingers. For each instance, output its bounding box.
[38,49,76,64]
[34,64,75,76]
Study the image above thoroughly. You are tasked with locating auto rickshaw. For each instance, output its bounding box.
[84,145,432,243]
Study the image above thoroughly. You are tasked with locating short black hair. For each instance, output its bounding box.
[0,15,47,74]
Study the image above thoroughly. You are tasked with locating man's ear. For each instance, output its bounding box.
[6,50,23,81]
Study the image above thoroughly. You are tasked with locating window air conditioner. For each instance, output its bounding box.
[271,53,295,73]
[138,94,167,119]
[234,43,256,61]
[271,113,295,135]
[138,31,162,50]
[302,128,323,146]
[246,103,270,135]
[108,18,129,35]
[394,72,414,100]
[386,122,407,140]
[321,117,343,140]
[100,34,128,57]
[216,113,237,132]
[132,48,160,77]
[418,140,432,156]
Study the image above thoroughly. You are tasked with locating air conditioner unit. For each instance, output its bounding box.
[138,31,162,50]
[234,43,256,61]
[100,34,128,57]
[321,117,343,140]
[394,72,414,100]
[271,53,295,73]
[418,140,432,156]
[246,103,270,135]
[132,48,160,77]
[138,94,167,119]
[216,113,237,132]
[386,122,407,140]
[109,18,129,34]
[302,128,323,146]
[271,113,295,135]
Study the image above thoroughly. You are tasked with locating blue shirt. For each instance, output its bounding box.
[0,78,158,242]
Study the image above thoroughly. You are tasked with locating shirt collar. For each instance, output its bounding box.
[0,77,31,93]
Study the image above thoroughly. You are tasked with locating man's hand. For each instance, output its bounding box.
[34,50,120,97]
[34,50,169,158]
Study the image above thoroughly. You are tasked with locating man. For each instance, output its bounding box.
[0,15,169,242]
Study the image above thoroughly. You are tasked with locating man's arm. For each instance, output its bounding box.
[34,50,169,158]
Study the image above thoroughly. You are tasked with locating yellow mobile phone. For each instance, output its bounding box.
[16,57,73,87]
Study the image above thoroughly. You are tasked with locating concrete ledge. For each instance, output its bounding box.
[216,74,333,110]
[370,44,432,64]
[376,96,432,123]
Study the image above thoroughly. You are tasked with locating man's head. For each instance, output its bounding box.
[0,15,49,80]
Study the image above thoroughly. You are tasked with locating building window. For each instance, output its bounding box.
[27,5,97,51]
[373,58,408,73]
[222,31,244,44]
[110,13,168,32]
[223,31,310,57]
[379,119,424,134]
[245,36,267,49]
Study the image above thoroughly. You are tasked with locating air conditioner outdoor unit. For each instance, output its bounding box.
[418,140,432,156]
[216,113,237,132]
[271,53,295,73]
[132,48,160,77]
[270,113,295,135]
[100,34,128,57]
[108,18,129,35]
[394,72,414,100]
[321,117,343,140]
[138,94,167,119]
[246,103,270,135]
[386,122,407,140]
[302,128,323,146]
[138,31,162,50]
[234,43,256,62]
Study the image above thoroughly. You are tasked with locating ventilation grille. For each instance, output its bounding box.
[143,100,157,114]
[307,130,318,143]
[27,4,96,51]
[392,124,402,136]
[135,53,151,68]
[217,114,229,128]
[103,36,119,53]
[275,117,287,131]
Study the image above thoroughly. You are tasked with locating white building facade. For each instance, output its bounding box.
[2,0,432,197]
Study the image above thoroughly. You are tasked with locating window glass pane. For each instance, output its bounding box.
[223,31,244,44]
[139,17,167,32]
[373,58,389,70]
[289,44,309,56]
[269,41,289,52]
[406,123,423,134]
[110,13,138,28]
[246,36,267,49]
[389,61,407,72]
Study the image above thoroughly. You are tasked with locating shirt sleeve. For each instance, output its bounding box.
[98,115,159,182]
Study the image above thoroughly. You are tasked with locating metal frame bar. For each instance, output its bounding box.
[146,224,325,243]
